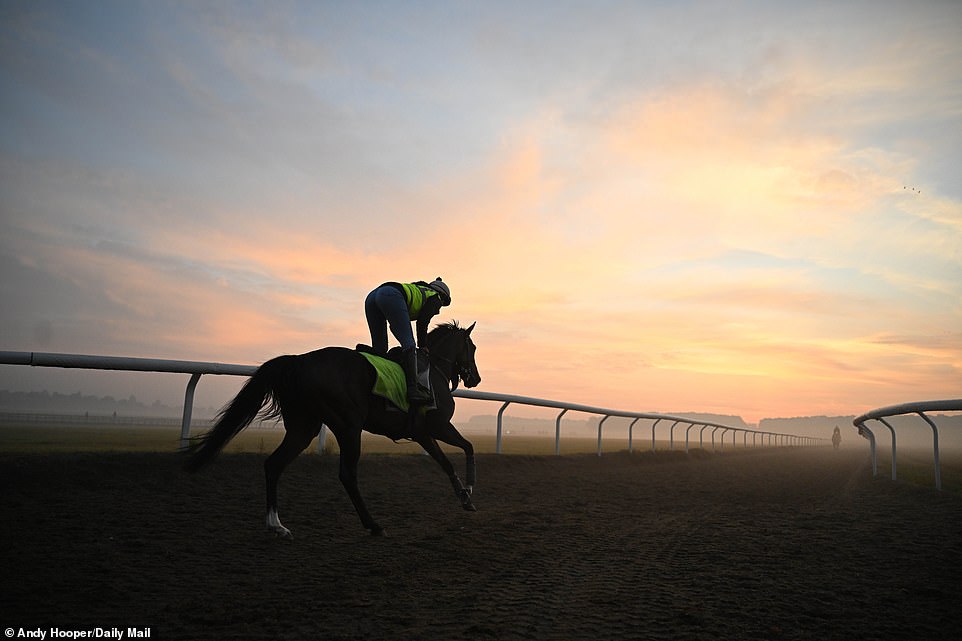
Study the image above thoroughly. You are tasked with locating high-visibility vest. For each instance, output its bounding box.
[400,282,438,320]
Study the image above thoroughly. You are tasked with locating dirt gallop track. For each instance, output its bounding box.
[2,448,960,640]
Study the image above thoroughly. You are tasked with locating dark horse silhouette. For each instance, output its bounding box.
[184,321,481,537]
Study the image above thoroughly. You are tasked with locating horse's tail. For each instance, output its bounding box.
[183,356,293,472]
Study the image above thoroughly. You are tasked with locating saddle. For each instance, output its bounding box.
[355,345,434,413]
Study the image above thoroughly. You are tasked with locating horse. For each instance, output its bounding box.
[184,321,481,538]
[832,426,841,450]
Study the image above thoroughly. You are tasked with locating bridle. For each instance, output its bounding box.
[428,330,475,390]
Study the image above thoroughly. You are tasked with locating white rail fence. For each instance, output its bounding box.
[1,350,825,454]
[455,390,822,454]
[853,399,962,490]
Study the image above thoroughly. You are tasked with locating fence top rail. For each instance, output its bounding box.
[0,350,257,377]
[3,349,816,440]
[454,389,743,430]
[853,399,962,426]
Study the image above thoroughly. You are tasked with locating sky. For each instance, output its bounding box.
[1,0,960,424]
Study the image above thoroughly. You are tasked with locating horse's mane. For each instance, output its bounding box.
[425,321,466,348]
[429,320,463,337]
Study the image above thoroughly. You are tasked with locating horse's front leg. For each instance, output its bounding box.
[465,452,476,495]
[451,473,477,511]
[432,421,476,496]
[418,435,477,512]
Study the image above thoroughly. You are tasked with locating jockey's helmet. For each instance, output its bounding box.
[427,277,451,306]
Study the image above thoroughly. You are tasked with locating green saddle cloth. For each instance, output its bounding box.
[359,352,411,412]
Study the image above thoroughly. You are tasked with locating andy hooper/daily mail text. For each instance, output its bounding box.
[6,629,151,639]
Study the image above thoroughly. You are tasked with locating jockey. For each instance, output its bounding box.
[364,278,452,403]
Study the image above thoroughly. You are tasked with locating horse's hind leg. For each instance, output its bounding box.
[264,420,317,540]
[333,426,384,536]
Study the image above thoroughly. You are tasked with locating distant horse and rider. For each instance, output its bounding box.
[185,278,481,538]
[832,425,841,450]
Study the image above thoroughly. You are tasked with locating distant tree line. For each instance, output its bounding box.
[0,389,215,417]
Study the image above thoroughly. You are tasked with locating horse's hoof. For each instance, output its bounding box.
[266,510,292,540]
[271,526,293,540]
[458,489,476,511]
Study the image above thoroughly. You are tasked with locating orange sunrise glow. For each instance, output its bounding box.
[1,2,959,425]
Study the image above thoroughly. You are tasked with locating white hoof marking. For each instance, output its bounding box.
[266,509,292,539]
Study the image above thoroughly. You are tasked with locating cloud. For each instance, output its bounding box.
[1,1,960,422]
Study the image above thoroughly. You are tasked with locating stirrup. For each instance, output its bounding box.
[407,387,432,404]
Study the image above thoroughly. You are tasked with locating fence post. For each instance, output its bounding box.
[875,418,897,480]
[628,417,641,452]
[496,401,510,454]
[555,408,568,455]
[684,423,697,453]
[917,412,942,490]
[856,423,878,477]
[597,415,609,456]
[668,420,680,450]
[180,373,202,449]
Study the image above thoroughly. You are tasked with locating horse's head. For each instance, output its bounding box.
[428,321,481,389]
[457,322,481,388]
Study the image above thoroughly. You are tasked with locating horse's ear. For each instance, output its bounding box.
[466,321,476,335]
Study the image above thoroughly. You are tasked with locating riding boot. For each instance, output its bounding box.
[403,348,432,405]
